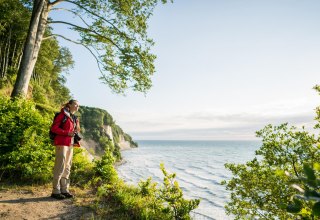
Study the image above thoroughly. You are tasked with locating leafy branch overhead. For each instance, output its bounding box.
[11,0,172,98]
[49,0,158,93]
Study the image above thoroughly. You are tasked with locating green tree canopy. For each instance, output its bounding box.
[11,0,172,98]
[0,0,74,106]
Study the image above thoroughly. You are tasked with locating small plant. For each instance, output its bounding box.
[93,150,118,183]
[159,164,200,220]
[70,147,94,186]
[91,160,200,219]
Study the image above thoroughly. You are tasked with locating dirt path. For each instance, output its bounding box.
[0,185,95,220]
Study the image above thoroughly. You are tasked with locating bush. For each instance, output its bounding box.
[0,96,54,183]
[94,150,118,183]
[91,156,199,220]
[70,147,94,187]
[159,164,200,219]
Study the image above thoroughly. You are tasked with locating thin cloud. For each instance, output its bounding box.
[123,111,317,140]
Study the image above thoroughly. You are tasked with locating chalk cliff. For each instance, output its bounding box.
[77,106,137,159]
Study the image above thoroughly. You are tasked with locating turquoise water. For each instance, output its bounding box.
[117,140,260,220]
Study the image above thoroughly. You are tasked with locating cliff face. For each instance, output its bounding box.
[102,125,134,150]
[104,125,114,142]
[77,106,137,159]
[118,134,132,150]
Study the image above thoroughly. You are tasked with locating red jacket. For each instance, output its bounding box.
[51,108,77,146]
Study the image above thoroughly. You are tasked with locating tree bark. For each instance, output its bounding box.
[16,48,23,70]
[11,0,50,98]
[11,40,17,68]
[3,28,12,78]
[1,34,10,79]
[0,42,3,78]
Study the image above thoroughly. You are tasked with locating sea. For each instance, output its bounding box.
[116,140,261,220]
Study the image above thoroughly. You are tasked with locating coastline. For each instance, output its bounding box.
[115,158,127,167]
[115,140,256,220]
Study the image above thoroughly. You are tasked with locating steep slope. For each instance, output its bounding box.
[77,106,137,159]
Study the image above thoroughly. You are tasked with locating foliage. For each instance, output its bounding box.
[285,163,320,219]
[0,0,29,85]
[78,105,136,159]
[0,0,73,106]
[11,0,173,98]
[223,86,320,219]
[49,0,172,94]
[0,95,196,219]
[123,133,138,147]
[0,0,28,34]
[159,163,200,219]
[0,96,98,185]
[91,160,199,220]
[223,123,319,219]
[0,96,54,182]
[70,147,94,186]
[0,0,142,168]
[94,150,118,183]
[31,33,74,106]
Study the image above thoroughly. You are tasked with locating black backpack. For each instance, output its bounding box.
[49,112,67,141]
[49,112,78,141]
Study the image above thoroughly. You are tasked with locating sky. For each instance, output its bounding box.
[51,0,320,140]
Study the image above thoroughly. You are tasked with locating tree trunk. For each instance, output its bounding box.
[1,34,10,79]
[3,28,12,78]
[11,40,17,68]
[11,0,50,98]
[0,42,3,78]
[16,48,23,70]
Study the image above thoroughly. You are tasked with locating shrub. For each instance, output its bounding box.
[91,156,199,220]
[159,163,200,219]
[0,96,54,183]
[93,150,118,183]
[70,147,94,187]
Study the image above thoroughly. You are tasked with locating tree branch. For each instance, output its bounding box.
[42,35,55,40]
[49,20,123,51]
[61,0,134,41]
[51,34,104,74]
[62,1,116,31]
[292,158,300,178]
[49,0,64,7]
[51,8,91,28]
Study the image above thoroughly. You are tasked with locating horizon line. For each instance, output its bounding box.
[134,139,261,141]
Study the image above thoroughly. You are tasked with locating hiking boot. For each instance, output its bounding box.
[51,193,66,200]
[61,192,74,198]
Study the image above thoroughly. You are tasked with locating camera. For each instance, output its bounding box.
[74,133,82,142]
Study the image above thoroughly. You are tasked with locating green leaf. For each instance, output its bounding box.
[305,190,320,199]
[304,164,316,181]
[287,202,303,213]
[314,163,320,172]
[312,202,320,216]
